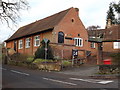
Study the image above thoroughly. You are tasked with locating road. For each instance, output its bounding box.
[2,65,119,89]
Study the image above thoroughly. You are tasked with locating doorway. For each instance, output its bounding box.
[14,41,17,52]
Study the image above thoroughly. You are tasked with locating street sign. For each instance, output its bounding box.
[72,49,78,56]
[43,38,49,43]
[45,48,48,51]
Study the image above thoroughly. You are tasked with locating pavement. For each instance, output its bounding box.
[58,64,119,79]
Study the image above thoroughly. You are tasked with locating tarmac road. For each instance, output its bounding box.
[2,65,119,89]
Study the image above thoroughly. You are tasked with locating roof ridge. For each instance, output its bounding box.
[20,7,72,29]
[5,7,73,42]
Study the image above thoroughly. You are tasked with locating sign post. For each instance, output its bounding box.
[72,49,78,66]
[43,39,49,60]
[43,39,49,70]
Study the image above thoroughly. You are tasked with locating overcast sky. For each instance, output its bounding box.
[0,0,119,43]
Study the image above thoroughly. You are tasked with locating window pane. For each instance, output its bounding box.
[75,39,77,46]
[74,38,83,47]
[80,39,82,46]
[78,39,79,46]
[36,40,39,46]
[26,38,30,48]
[19,40,23,49]
[34,36,40,46]
[114,42,120,49]
[58,32,64,43]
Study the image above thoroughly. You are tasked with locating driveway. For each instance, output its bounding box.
[58,64,99,77]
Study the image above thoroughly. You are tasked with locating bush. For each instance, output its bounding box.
[35,39,53,59]
[61,60,72,67]
[23,57,35,66]
[10,53,28,62]
[110,53,120,65]
[99,65,119,74]
[26,57,34,63]
[33,58,54,64]
[2,53,5,61]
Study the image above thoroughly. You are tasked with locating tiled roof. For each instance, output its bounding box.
[88,25,120,41]
[104,25,120,41]
[6,8,72,42]
[87,29,105,38]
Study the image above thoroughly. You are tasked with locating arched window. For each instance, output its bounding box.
[58,32,64,43]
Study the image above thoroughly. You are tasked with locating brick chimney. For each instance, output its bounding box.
[106,19,112,29]
[75,8,79,16]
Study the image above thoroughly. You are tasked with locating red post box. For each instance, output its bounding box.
[103,59,111,65]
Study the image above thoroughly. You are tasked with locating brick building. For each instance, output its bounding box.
[88,25,120,53]
[5,7,90,60]
[103,25,120,52]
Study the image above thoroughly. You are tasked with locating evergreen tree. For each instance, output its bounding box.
[35,40,53,60]
[112,1,120,24]
[112,1,120,13]
[106,3,116,24]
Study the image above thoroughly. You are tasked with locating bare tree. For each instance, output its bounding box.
[0,0,29,27]
[87,25,101,30]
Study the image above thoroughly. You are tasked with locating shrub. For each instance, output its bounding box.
[8,53,29,66]
[33,59,44,64]
[26,57,34,63]
[99,65,119,74]
[10,53,28,62]
[110,52,120,65]
[23,57,34,65]
[35,39,53,59]
[2,53,5,61]
[33,58,54,64]
[61,60,72,67]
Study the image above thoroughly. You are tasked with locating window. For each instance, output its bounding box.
[91,42,95,48]
[74,38,83,47]
[71,19,74,22]
[26,38,30,48]
[113,42,120,49]
[18,40,23,49]
[78,34,80,36]
[58,32,64,43]
[34,36,40,46]
[14,41,17,51]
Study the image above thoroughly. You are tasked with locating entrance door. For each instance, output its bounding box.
[14,41,17,51]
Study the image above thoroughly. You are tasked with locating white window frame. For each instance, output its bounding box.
[18,40,23,49]
[74,38,83,47]
[113,42,120,49]
[26,38,30,48]
[91,42,95,48]
[34,36,40,47]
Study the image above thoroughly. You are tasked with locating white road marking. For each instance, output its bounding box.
[0,68,7,70]
[98,81,114,84]
[43,77,77,86]
[69,78,114,85]
[10,70,30,76]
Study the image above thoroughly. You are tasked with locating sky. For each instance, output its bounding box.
[0,0,119,43]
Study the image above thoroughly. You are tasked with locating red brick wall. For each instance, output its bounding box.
[6,41,14,49]
[103,42,120,52]
[88,42,98,56]
[6,31,53,55]
[58,8,88,50]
